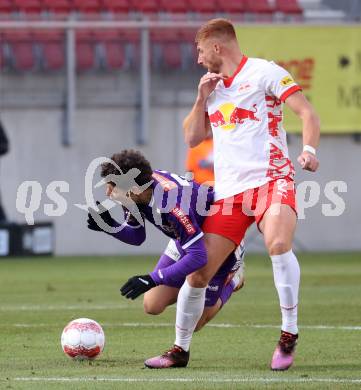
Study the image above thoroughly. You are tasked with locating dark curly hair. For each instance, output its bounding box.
[101,149,153,187]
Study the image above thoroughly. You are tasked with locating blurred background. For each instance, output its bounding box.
[0,0,360,257]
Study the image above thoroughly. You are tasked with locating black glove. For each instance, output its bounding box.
[120,274,156,300]
[87,201,117,233]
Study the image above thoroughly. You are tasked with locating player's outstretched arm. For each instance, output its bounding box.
[119,239,207,300]
[285,91,320,172]
[149,238,207,287]
[183,73,223,147]
[87,201,146,246]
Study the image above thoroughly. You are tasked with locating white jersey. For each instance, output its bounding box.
[206,56,301,201]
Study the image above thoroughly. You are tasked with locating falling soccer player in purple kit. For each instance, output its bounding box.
[87,149,245,367]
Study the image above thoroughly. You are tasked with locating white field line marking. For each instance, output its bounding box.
[0,304,132,311]
[7,322,361,331]
[10,377,361,384]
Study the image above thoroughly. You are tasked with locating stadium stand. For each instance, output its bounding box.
[0,39,4,69]
[0,0,308,19]
[0,0,354,72]
[76,29,96,71]
[188,0,218,15]
[130,0,159,15]
[151,28,182,69]
[218,0,247,16]
[93,29,126,70]
[13,0,42,14]
[3,30,36,71]
[275,0,303,21]
[102,0,129,14]
[276,0,303,16]
[73,0,103,14]
[246,0,275,14]
[34,29,65,70]
[0,0,13,14]
[42,0,71,15]
[159,0,188,14]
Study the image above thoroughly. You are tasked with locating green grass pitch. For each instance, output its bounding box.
[0,253,360,389]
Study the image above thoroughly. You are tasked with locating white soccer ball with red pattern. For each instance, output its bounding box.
[61,318,105,360]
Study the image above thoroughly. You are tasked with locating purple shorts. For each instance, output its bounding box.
[152,239,240,307]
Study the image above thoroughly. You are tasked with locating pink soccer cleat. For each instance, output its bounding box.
[271,331,298,371]
[144,345,189,369]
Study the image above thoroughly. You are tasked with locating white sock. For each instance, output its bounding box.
[174,280,206,352]
[270,249,300,335]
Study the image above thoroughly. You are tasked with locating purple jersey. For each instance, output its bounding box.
[138,170,213,250]
[111,170,213,286]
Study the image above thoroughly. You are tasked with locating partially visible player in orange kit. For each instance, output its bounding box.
[185,134,214,186]
[145,18,320,371]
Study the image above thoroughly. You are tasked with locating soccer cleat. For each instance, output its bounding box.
[231,261,245,291]
[144,345,189,369]
[271,331,298,371]
[225,252,245,291]
[232,240,245,291]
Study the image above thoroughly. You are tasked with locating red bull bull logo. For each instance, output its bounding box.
[209,103,260,131]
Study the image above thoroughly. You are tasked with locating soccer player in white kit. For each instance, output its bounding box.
[145,19,320,371]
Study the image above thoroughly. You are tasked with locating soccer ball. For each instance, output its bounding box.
[61,318,105,360]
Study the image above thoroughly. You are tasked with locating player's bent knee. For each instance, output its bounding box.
[267,240,291,256]
[143,299,165,315]
[187,272,209,288]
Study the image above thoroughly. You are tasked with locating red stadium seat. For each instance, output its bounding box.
[42,0,71,14]
[245,0,274,14]
[0,0,13,13]
[179,29,198,44]
[3,30,35,70]
[93,30,126,70]
[159,0,188,14]
[151,28,179,43]
[73,0,103,13]
[218,0,247,14]
[102,0,130,13]
[151,28,182,69]
[13,0,42,14]
[123,28,140,62]
[34,30,65,70]
[76,30,95,71]
[188,0,218,14]
[163,43,182,68]
[179,29,198,67]
[275,0,303,15]
[123,29,140,42]
[121,29,152,68]
[129,0,159,14]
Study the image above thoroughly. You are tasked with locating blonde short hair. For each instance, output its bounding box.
[195,18,237,43]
